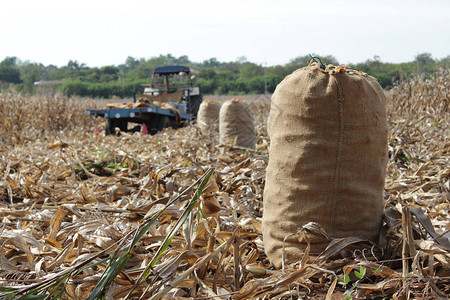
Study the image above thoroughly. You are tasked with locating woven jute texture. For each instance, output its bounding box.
[197,100,222,133]
[219,100,256,149]
[262,64,388,268]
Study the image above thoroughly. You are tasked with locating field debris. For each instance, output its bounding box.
[0,69,449,299]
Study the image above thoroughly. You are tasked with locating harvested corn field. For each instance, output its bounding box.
[0,68,449,299]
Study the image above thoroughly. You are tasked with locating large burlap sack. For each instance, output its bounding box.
[197,100,222,133]
[219,99,256,149]
[263,63,388,268]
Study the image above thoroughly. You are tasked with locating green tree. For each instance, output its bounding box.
[239,63,264,80]
[0,57,22,84]
[438,55,450,68]
[99,66,119,82]
[415,52,435,74]
[18,61,45,93]
[199,57,222,69]
[2,52,447,97]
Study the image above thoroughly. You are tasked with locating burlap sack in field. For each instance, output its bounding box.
[262,63,388,268]
[197,100,222,133]
[219,99,256,149]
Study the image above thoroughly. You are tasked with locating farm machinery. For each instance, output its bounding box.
[86,66,203,135]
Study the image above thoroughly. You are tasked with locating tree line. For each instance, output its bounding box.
[0,53,448,98]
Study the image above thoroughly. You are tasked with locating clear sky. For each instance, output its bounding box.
[2,0,449,67]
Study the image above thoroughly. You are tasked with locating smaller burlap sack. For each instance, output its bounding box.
[219,99,256,149]
[197,100,222,133]
[263,63,388,268]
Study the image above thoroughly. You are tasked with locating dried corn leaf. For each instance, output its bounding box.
[0,84,448,299]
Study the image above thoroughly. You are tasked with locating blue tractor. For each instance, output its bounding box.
[86,66,203,135]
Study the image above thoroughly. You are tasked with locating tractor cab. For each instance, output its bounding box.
[141,66,202,116]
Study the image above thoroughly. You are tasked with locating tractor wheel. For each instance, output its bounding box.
[105,119,127,135]
[159,116,171,130]
[117,119,128,133]
[190,95,203,118]
[105,119,115,135]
